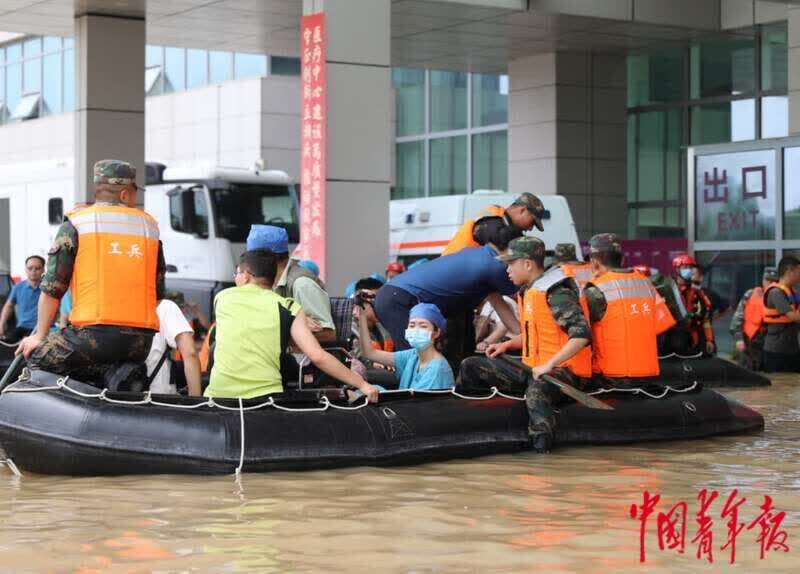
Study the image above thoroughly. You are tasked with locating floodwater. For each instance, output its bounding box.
[0,376,798,573]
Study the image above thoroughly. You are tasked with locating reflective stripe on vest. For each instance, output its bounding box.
[68,204,160,330]
[521,267,592,378]
[743,287,766,339]
[441,205,505,256]
[559,262,593,291]
[763,284,797,324]
[588,270,659,378]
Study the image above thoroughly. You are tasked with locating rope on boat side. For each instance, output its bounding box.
[658,352,704,360]
[0,458,21,477]
[587,380,699,400]
[0,340,19,348]
[235,397,245,476]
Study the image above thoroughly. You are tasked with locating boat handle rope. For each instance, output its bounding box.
[235,398,244,476]
[0,370,699,411]
[658,352,704,360]
[0,458,21,477]
[0,339,19,348]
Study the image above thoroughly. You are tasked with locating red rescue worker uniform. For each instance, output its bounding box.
[442,205,506,256]
[679,283,714,349]
[67,204,160,330]
[520,267,592,377]
[588,271,660,378]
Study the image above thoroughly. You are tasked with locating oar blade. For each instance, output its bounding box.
[542,375,613,411]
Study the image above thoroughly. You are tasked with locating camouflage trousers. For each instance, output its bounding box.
[27,325,154,388]
[459,356,585,438]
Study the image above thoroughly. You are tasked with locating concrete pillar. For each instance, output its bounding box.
[75,14,145,203]
[302,0,391,295]
[790,7,800,135]
[508,51,627,240]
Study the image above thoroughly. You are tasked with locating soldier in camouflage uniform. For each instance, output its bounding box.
[17,160,165,387]
[729,267,778,371]
[553,242,578,264]
[459,237,593,453]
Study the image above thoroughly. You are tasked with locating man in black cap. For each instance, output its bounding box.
[441,192,546,256]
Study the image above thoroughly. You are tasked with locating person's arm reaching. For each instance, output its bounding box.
[356,308,396,368]
[486,333,522,357]
[175,331,202,396]
[486,292,520,335]
[0,300,13,339]
[531,338,589,380]
[292,310,379,402]
[16,293,59,358]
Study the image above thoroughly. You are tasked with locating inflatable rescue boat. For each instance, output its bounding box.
[658,355,771,388]
[0,370,764,476]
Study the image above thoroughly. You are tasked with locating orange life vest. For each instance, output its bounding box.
[519,267,592,378]
[67,204,160,330]
[763,283,798,324]
[653,292,677,334]
[743,286,767,339]
[441,205,506,256]
[372,338,395,352]
[588,270,660,378]
[199,323,216,373]
[559,262,593,291]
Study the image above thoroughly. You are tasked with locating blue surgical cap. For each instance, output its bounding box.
[409,302,446,333]
[247,225,288,253]
[298,259,320,277]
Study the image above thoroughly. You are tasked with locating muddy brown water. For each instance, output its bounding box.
[0,375,797,573]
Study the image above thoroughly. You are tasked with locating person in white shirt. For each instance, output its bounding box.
[145,299,202,396]
[475,296,519,354]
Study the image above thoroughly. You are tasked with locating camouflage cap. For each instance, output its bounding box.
[511,192,545,232]
[554,242,577,262]
[497,236,546,262]
[93,159,137,186]
[589,233,622,254]
[763,266,779,281]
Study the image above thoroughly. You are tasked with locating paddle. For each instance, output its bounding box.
[0,354,24,394]
[498,355,613,411]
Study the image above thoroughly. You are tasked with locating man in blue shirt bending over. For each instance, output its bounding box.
[374,244,520,350]
[0,255,44,342]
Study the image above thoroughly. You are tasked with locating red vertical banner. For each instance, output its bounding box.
[298,12,327,279]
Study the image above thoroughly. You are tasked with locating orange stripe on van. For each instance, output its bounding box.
[392,240,449,250]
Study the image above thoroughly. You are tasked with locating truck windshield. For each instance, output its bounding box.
[210,184,299,243]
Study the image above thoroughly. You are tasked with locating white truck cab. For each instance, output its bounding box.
[144,163,300,317]
[390,190,582,264]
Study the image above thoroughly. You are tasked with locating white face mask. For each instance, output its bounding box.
[679,268,693,281]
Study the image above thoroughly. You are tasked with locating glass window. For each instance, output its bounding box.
[394,141,425,200]
[690,38,755,99]
[6,62,22,115]
[43,37,61,53]
[186,49,208,89]
[6,43,21,63]
[23,38,41,58]
[145,45,163,68]
[761,23,787,92]
[665,109,682,200]
[430,70,467,132]
[209,51,232,84]
[170,187,208,236]
[234,53,267,79]
[695,250,775,317]
[472,131,507,191]
[637,111,664,202]
[42,52,62,114]
[23,56,41,94]
[627,115,637,202]
[210,184,298,243]
[627,49,684,107]
[164,47,185,93]
[145,67,162,96]
[11,93,40,120]
[761,96,788,139]
[63,38,74,50]
[430,136,467,196]
[393,68,425,137]
[271,56,300,76]
[472,73,507,127]
[784,147,800,239]
[63,47,74,112]
[690,100,755,145]
[695,150,776,241]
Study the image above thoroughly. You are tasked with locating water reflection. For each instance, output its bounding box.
[0,376,797,572]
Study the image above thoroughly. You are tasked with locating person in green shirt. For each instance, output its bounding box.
[205,250,379,401]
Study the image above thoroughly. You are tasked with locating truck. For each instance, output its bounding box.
[143,163,300,317]
[390,191,583,265]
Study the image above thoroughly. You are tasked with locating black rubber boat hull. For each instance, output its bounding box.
[658,356,771,388]
[0,373,764,476]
